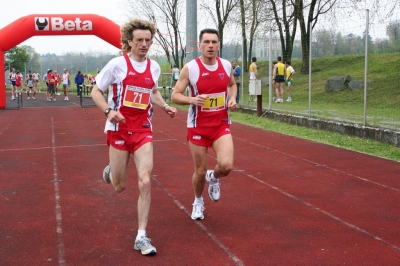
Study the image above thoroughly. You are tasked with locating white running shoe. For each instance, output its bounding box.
[56,93,61,96]
[11,96,15,100]
[53,98,56,101]
[191,201,205,220]
[47,98,51,101]
[103,165,111,184]
[206,170,220,201]
[32,97,36,100]
[286,97,292,102]
[134,236,157,255]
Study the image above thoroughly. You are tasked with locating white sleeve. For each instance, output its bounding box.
[96,57,127,91]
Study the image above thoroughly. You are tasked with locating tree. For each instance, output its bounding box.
[124,0,185,68]
[235,0,266,72]
[313,29,334,57]
[267,0,297,62]
[293,0,338,74]
[4,46,30,72]
[20,45,41,72]
[386,21,400,51]
[200,0,239,57]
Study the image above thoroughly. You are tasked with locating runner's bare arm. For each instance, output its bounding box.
[171,64,208,106]
[91,84,125,123]
[151,88,177,118]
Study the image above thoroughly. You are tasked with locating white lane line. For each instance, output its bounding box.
[249,141,400,192]
[246,173,400,253]
[152,176,245,266]
[51,117,66,266]
[0,143,106,152]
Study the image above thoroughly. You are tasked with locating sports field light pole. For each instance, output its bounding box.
[308,26,312,118]
[268,29,272,110]
[363,9,369,126]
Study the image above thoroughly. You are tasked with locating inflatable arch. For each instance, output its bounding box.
[0,14,121,109]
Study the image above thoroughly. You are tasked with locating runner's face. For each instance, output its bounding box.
[199,33,219,58]
[128,29,153,58]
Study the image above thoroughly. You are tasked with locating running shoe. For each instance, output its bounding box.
[205,170,220,201]
[103,165,111,184]
[134,236,157,255]
[191,201,205,220]
[286,97,292,102]
[32,97,36,100]
[11,96,15,100]
[53,98,56,101]
[27,97,30,100]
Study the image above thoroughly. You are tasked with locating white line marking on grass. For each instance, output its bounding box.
[51,117,66,266]
[152,177,245,266]
[246,173,400,253]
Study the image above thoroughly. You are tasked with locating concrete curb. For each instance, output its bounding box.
[238,108,400,147]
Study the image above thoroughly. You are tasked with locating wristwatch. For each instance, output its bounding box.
[104,108,112,116]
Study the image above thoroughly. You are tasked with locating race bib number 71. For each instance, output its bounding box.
[201,92,225,112]
[123,85,151,109]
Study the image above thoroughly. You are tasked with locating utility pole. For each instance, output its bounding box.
[186,0,198,62]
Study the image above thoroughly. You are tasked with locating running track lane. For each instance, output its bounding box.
[0,106,399,265]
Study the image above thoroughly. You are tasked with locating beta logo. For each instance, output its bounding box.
[35,17,93,31]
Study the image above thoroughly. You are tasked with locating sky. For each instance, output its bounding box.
[1,0,398,56]
[0,0,126,55]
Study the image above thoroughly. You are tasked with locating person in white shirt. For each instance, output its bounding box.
[62,69,70,101]
[285,61,295,102]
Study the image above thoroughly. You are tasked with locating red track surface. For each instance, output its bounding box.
[0,95,399,265]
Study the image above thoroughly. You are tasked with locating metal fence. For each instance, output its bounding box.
[238,10,400,131]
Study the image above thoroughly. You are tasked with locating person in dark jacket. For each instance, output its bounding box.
[74,71,84,96]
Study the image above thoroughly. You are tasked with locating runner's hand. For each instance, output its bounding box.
[192,94,209,106]
[228,99,237,112]
[108,111,126,124]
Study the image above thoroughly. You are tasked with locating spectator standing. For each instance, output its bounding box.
[8,68,17,100]
[54,70,61,95]
[249,57,258,102]
[273,56,285,103]
[170,64,180,89]
[15,70,23,96]
[46,69,56,101]
[62,68,70,101]
[25,74,36,100]
[75,71,84,97]
[33,70,41,93]
[285,61,295,102]
[232,60,241,103]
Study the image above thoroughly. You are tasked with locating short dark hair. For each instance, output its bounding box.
[285,61,291,65]
[252,57,257,62]
[199,28,219,42]
[277,56,282,61]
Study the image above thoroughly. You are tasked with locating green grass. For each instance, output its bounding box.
[233,53,400,129]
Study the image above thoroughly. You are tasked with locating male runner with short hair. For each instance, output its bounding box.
[171,28,238,220]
